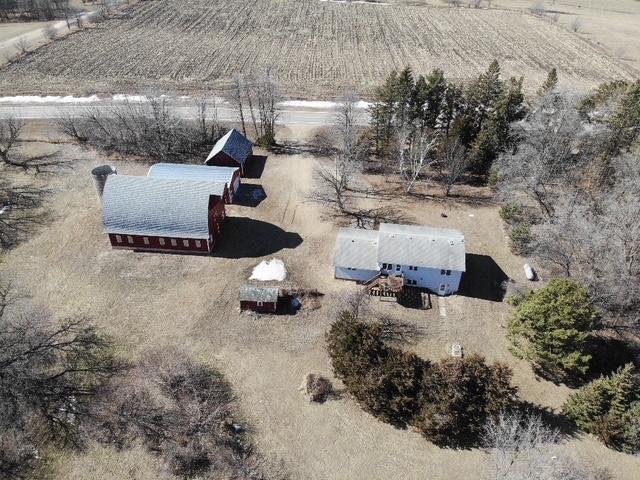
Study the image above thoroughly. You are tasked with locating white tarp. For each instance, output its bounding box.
[250,258,287,281]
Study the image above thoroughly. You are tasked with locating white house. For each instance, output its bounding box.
[334,223,466,296]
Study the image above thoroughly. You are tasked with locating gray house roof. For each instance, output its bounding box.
[333,223,466,273]
[377,224,466,272]
[102,175,220,239]
[334,228,380,271]
[148,163,239,190]
[239,285,279,303]
[205,129,253,165]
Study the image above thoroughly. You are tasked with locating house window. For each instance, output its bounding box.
[143,237,149,245]
[381,263,387,270]
[127,236,133,244]
[388,264,393,270]
[396,264,401,271]
[411,266,418,271]
[159,238,165,246]
[257,301,263,307]
[446,270,451,276]
[408,279,417,285]
[115,235,122,243]
[171,239,177,247]
[195,240,201,248]
[183,239,189,247]
[440,269,446,275]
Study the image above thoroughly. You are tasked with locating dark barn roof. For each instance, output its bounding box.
[102,175,221,239]
[239,285,280,303]
[206,129,253,166]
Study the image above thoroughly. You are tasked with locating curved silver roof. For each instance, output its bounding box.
[102,175,220,239]
[148,163,238,187]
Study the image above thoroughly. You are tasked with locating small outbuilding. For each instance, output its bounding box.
[147,163,238,203]
[205,129,253,175]
[239,285,280,313]
[102,175,226,253]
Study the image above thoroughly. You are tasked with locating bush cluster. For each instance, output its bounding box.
[326,312,516,446]
[563,364,640,454]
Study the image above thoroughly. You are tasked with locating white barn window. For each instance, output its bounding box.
[171,239,177,247]
[183,239,189,247]
[127,236,133,244]
[115,235,122,243]
[195,240,201,248]
[143,237,149,245]
[159,238,165,246]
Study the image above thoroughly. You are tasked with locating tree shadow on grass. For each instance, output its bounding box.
[213,217,302,258]
[587,335,639,381]
[458,254,509,302]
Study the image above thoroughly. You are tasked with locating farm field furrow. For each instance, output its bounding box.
[0,0,635,97]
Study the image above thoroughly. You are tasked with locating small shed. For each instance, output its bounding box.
[205,129,253,175]
[239,285,279,313]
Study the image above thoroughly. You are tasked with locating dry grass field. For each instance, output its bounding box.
[2,123,640,479]
[0,0,635,97]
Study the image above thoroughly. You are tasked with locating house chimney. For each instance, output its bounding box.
[91,165,117,201]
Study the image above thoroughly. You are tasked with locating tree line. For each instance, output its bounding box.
[0,0,71,21]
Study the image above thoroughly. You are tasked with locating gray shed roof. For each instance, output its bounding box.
[334,228,380,271]
[148,163,239,188]
[239,285,279,303]
[102,175,220,239]
[377,224,466,272]
[205,129,253,165]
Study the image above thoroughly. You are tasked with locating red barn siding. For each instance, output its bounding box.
[108,196,226,254]
[206,151,252,176]
[240,301,277,313]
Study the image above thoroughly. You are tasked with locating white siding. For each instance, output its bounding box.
[380,264,462,295]
[335,267,380,283]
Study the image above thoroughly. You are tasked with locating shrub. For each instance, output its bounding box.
[299,373,333,403]
[412,354,516,446]
[499,203,525,225]
[326,312,423,425]
[563,364,640,453]
[509,223,532,255]
[508,279,601,381]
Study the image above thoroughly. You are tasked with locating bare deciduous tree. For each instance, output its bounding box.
[571,17,584,33]
[483,411,610,480]
[398,127,439,193]
[254,72,281,147]
[230,74,247,137]
[0,116,24,165]
[497,93,593,218]
[439,135,469,196]
[0,180,47,249]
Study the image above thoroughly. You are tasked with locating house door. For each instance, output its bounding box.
[439,284,447,295]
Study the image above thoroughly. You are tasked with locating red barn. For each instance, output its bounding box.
[205,129,253,175]
[102,175,226,254]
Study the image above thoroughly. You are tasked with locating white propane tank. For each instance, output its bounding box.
[524,264,536,281]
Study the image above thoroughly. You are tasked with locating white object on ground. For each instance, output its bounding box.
[0,95,100,103]
[250,258,287,281]
[437,296,447,318]
[451,344,462,357]
[524,263,536,281]
[468,214,475,217]
[279,100,372,109]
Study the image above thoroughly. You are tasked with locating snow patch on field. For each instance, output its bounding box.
[280,100,371,109]
[0,95,100,103]
[250,259,287,282]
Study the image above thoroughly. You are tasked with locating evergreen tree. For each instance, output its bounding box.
[466,60,504,133]
[609,363,638,417]
[508,279,601,380]
[394,66,416,131]
[411,69,447,132]
[537,68,558,96]
[370,70,399,156]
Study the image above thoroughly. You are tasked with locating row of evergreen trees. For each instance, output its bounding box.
[369,61,527,177]
[326,311,515,447]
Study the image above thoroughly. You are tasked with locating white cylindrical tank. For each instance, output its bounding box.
[91,165,117,201]
[524,264,536,281]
